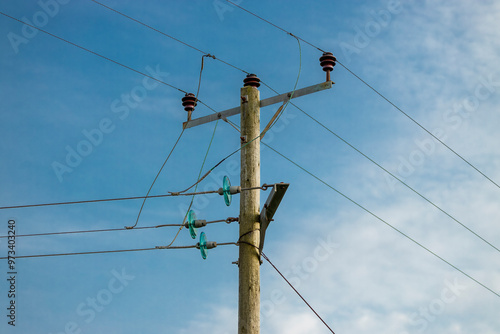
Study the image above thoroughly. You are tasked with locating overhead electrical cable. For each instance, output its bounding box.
[261,142,500,299]
[83,3,498,253]
[90,0,250,75]
[88,0,298,121]
[335,62,500,190]
[214,110,500,290]
[261,252,336,334]
[0,219,231,239]
[0,11,186,94]
[2,3,494,274]
[0,185,267,211]
[0,190,218,210]
[224,0,500,191]
[289,105,500,253]
[0,242,237,260]
[224,0,325,53]
[0,10,217,114]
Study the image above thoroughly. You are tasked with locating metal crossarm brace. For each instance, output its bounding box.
[259,183,289,255]
[183,81,333,129]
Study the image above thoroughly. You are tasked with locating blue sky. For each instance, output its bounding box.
[1,0,500,333]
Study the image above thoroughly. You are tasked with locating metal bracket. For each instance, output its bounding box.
[259,183,289,255]
[183,81,333,129]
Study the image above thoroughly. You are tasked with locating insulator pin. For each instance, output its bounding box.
[319,52,336,81]
[182,93,197,112]
[243,74,261,88]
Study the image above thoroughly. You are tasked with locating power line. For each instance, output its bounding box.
[0,242,237,260]
[6,1,493,244]
[0,190,218,210]
[262,142,500,299]
[86,0,293,132]
[202,2,500,254]
[4,0,495,299]
[0,219,231,239]
[194,75,500,259]
[335,62,500,191]
[261,252,336,334]
[90,0,250,75]
[290,104,500,254]
[0,11,186,94]
[225,0,500,192]
[205,110,500,297]
[0,10,218,114]
[0,185,268,211]
[205,89,500,279]
[225,0,325,53]
[88,0,245,130]
[82,2,499,246]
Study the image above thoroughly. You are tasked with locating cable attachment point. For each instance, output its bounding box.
[182,93,198,122]
[217,186,241,195]
[217,175,240,206]
[261,183,272,191]
[196,232,217,260]
[319,52,336,82]
[225,217,239,224]
[185,210,208,239]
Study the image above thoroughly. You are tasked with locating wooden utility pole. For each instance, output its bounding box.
[238,83,261,334]
[182,57,335,333]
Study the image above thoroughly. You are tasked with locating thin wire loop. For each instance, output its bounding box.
[126,128,186,229]
[263,142,500,299]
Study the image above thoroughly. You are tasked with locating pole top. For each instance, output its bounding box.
[243,74,261,88]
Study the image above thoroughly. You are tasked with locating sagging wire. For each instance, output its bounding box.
[164,119,220,247]
[0,242,238,260]
[126,128,186,229]
[0,218,237,239]
[130,52,215,230]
